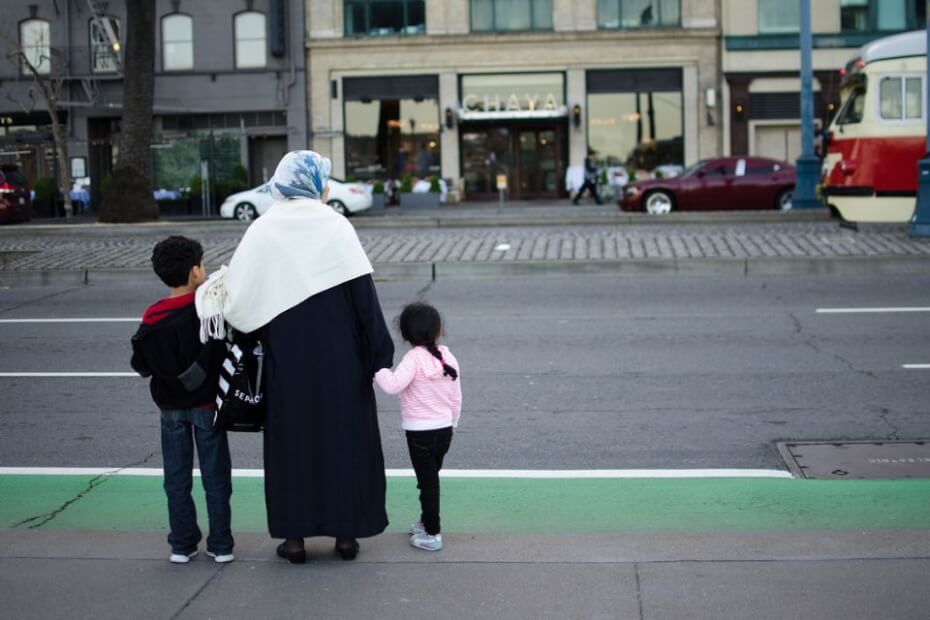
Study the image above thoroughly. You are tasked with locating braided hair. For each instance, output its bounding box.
[398,302,458,381]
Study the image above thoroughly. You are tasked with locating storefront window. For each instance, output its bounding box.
[758,0,799,33]
[471,0,553,32]
[162,13,193,71]
[597,0,679,29]
[20,19,51,75]
[587,91,683,170]
[346,0,426,36]
[344,99,440,180]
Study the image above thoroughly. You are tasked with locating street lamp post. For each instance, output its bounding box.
[793,0,821,209]
[911,0,930,236]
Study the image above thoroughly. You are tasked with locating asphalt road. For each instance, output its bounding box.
[0,273,928,471]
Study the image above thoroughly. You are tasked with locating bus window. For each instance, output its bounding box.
[906,77,922,119]
[836,89,865,125]
[880,77,903,119]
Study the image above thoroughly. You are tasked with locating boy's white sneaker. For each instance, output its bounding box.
[410,532,443,552]
[206,551,235,563]
[169,550,199,564]
[409,521,426,536]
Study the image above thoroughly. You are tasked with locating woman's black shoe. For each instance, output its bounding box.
[276,538,306,564]
[335,538,359,560]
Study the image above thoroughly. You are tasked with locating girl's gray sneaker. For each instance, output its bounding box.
[409,521,426,536]
[410,532,443,551]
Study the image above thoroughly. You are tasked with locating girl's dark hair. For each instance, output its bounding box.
[398,302,458,381]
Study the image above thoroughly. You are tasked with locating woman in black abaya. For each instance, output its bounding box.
[197,151,393,563]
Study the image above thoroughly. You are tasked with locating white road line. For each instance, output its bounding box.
[0,372,138,378]
[902,364,930,369]
[0,318,138,323]
[816,307,930,314]
[0,467,794,479]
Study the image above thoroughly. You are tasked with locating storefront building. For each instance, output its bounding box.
[308,0,721,201]
[722,0,924,161]
[1,0,307,213]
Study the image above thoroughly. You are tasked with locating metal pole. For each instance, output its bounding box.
[911,0,930,236]
[793,0,820,209]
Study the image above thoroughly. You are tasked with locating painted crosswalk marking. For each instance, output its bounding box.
[816,307,930,314]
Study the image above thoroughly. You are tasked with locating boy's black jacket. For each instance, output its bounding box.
[130,293,225,410]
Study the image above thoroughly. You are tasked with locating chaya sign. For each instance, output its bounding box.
[459,73,567,120]
[463,92,561,113]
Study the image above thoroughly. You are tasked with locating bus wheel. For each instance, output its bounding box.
[776,189,793,211]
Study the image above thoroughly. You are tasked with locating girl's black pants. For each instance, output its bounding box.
[405,427,453,536]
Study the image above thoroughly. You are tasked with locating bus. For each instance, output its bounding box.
[821,30,926,223]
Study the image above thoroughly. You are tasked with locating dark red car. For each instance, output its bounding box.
[619,157,796,214]
[0,165,33,224]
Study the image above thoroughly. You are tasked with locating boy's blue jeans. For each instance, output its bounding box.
[160,408,234,555]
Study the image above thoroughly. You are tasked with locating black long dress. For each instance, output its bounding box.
[261,274,394,539]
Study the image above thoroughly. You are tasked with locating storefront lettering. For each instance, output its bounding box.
[463,93,560,113]
[0,117,13,126]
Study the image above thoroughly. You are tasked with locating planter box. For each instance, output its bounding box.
[399,192,440,209]
[369,194,386,214]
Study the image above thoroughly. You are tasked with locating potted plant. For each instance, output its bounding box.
[399,174,440,209]
[370,180,386,213]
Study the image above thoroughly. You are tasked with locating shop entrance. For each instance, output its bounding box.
[460,123,566,201]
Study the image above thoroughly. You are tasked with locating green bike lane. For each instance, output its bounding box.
[2,473,929,534]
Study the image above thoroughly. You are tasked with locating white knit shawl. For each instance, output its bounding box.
[196,198,373,340]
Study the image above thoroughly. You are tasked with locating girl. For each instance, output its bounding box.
[375,302,462,551]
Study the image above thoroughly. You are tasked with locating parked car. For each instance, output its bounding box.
[619,157,796,214]
[0,165,33,224]
[219,178,373,221]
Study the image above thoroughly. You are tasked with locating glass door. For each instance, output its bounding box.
[461,126,512,198]
[515,128,561,199]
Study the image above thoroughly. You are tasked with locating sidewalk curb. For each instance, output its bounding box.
[1,254,927,287]
[6,209,833,233]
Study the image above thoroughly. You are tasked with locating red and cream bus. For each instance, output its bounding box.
[822,30,926,223]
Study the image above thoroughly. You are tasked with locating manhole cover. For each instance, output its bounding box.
[777,441,930,479]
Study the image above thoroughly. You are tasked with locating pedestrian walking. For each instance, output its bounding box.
[130,236,234,565]
[573,150,603,205]
[195,150,394,565]
[374,303,462,552]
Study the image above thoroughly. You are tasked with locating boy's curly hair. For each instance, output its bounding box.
[151,236,203,287]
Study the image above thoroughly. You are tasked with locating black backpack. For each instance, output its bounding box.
[215,331,265,432]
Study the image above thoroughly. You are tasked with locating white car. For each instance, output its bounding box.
[219,178,373,221]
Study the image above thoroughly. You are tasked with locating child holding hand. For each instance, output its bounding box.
[375,302,461,551]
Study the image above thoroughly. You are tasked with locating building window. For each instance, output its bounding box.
[842,0,912,32]
[876,0,906,30]
[234,11,266,69]
[471,0,553,32]
[162,13,193,71]
[841,0,869,31]
[758,0,799,33]
[345,0,426,36]
[90,17,121,73]
[19,19,51,75]
[597,0,680,29]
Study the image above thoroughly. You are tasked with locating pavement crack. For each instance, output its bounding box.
[876,407,901,440]
[634,562,645,620]
[0,287,82,315]
[12,452,157,529]
[833,352,879,380]
[416,279,434,298]
[170,565,226,620]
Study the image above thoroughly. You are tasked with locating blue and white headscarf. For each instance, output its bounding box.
[269,150,332,201]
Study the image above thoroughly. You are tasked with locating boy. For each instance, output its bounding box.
[131,236,233,564]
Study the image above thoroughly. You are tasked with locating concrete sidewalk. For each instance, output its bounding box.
[2,211,929,284]
[3,528,929,619]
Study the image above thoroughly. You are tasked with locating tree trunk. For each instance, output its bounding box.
[98,2,158,223]
[49,107,73,218]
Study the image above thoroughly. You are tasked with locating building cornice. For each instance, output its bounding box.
[306,28,721,51]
